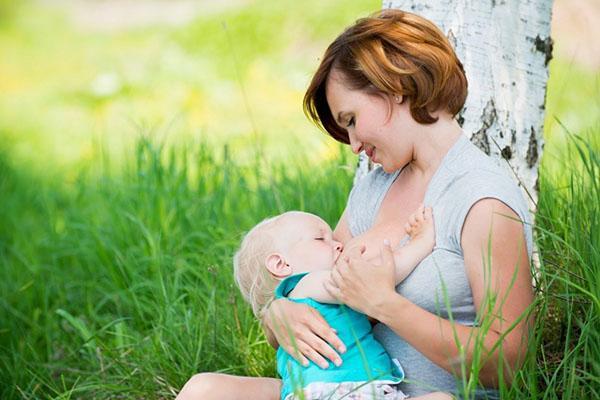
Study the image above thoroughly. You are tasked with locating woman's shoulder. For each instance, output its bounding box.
[440,136,524,194]
[432,139,533,254]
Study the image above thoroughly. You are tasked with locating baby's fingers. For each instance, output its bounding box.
[408,212,417,226]
[423,206,433,220]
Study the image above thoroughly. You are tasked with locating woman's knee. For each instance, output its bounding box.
[176,373,224,400]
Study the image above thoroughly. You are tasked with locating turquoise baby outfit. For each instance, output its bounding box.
[275,273,404,400]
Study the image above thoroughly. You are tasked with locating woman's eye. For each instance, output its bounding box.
[315,237,324,241]
[346,117,355,128]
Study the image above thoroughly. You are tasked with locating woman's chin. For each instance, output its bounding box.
[380,163,396,174]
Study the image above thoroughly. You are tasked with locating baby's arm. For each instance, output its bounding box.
[288,270,341,304]
[290,207,434,304]
[358,206,435,284]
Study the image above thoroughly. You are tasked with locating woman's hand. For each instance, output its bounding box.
[325,241,398,318]
[338,235,368,260]
[263,298,346,369]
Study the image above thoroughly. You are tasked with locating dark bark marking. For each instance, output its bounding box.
[501,146,512,160]
[534,35,554,66]
[457,108,465,127]
[540,80,549,110]
[511,129,517,145]
[526,126,539,168]
[471,99,497,155]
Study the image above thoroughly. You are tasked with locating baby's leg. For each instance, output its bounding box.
[176,372,281,400]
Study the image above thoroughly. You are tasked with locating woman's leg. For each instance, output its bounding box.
[175,373,281,400]
[411,392,453,400]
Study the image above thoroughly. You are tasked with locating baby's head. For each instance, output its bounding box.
[233,211,343,317]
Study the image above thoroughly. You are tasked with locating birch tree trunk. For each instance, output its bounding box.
[355,0,553,210]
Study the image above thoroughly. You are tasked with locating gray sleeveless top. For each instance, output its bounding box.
[346,134,533,398]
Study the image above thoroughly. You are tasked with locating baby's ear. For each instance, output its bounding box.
[265,253,292,279]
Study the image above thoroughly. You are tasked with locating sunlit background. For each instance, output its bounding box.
[0,0,598,177]
[1,0,380,179]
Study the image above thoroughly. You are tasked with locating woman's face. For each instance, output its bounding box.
[325,69,420,173]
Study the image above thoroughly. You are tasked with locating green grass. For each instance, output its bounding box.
[0,138,355,398]
[1,127,598,399]
[1,0,599,398]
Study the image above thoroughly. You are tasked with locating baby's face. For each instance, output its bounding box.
[275,212,343,274]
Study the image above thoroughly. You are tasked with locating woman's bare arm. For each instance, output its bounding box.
[327,199,533,387]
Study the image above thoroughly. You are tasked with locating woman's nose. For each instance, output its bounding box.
[333,241,343,252]
[348,132,363,154]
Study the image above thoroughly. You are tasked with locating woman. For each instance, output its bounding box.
[177,9,533,399]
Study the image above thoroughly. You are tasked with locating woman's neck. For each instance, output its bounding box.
[408,116,463,179]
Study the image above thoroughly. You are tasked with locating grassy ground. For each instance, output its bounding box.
[1,0,599,399]
[1,126,597,399]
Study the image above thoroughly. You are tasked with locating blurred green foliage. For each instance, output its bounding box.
[0,0,378,175]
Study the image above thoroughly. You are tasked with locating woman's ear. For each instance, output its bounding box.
[265,253,293,279]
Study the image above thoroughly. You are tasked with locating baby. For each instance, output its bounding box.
[234,206,442,400]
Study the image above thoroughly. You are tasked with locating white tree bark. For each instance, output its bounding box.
[354,0,553,209]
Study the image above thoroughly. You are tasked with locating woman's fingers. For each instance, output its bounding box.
[285,339,310,367]
[307,335,342,368]
[272,302,344,368]
[283,331,341,369]
[380,239,395,267]
[307,307,346,358]
[346,244,366,259]
[330,265,343,287]
[295,340,330,369]
[305,311,344,367]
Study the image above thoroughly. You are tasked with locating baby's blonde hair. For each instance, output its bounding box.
[233,214,289,318]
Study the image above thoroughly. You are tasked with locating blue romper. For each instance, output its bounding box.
[275,273,404,400]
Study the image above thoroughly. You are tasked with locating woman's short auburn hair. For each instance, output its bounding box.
[303,9,468,144]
